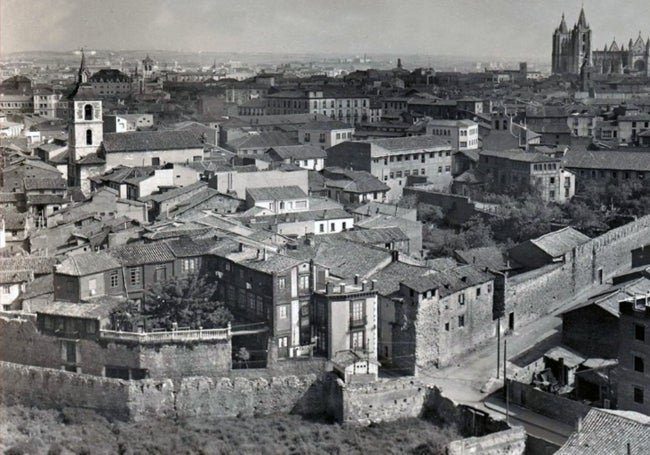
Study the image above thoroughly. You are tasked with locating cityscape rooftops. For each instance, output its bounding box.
[102,131,204,153]
[246,185,307,201]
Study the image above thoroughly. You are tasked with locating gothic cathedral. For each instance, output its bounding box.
[552,7,649,76]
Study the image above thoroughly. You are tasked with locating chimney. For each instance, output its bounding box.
[371,279,377,290]
[238,242,244,252]
[326,281,334,294]
[362,280,368,291]
[339,283,346,293]
[354,274,359,285]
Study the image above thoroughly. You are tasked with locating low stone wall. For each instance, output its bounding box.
[447,427,526,455]
[339,377,431,425]
[508,379,590,426]
[0,361,174,421]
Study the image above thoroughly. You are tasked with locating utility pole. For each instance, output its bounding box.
[504,339,509,424]
[496,318,501,379]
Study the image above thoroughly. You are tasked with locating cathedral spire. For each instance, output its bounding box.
[558,13,568,33]
[577,5,588,28]
[77,48,90,84]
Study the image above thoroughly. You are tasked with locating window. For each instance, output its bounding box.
[635,324,646,342]
[458,315,465,327]
[351,300,364,323]
[304,132,311,142]
[319,223,325,233]
[278,277,286,289]
[182,258,198,273]
[634,387,644,404]
[279,305,288,319]
[438,166,443,174]
[86,129,92,145]
[549,190,555,200]
[342,222,347,230]
[458,293,465,305]
[151,157,160,166]
[476,287,481,297]
[444,322,450,331]
[351,330,365,350]
[2,285,11,294]
[129,267,141,286]
[109,270,119,288]
[331,222,335,231]
[299,275,309,290]
[445,165,451,173]
[549,177,555,184]
[84,104,93,120]
[319,133,326,143]
[634,355,645,373]
[154,266,166,282]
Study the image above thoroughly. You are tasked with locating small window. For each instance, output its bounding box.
[444,322,450,331]
[458,315,465,327]
[634,387,644,404]
[279,305,288,319]
[278,277,286,289]
[84,104,93,120]
[635,324,646,342]
[152,157,160,166]
[634,356,645,373]
[476,287,481,297]
[129,267,141,286]
[459,293,465,305]
[86,129,93,145]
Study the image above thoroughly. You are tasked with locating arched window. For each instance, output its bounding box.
[86,129,92,145]
[84,104,93,120]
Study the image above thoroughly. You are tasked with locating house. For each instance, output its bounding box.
[0,207,30,253]
[265,145,327,171]
[618,296,650,415]
[425,119,479,151]
[312,280,379,373]
[297,120,355,150]
[389,263,495,372]
[103,114,154,133]
[265,89,371,125]
[326,136,454,200]
[556,408,650,455]
[508,227,590,271]
[245,185,309,214]
[208,165,309,199]
[225,131,298,157]
[561,277,650,359]
[563,148,650,183]
[141,181,210,221]
[356,214,423,256]
[321,167,390,205]
[478,149,576,203]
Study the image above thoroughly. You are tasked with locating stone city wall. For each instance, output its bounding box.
[447,426,526,455]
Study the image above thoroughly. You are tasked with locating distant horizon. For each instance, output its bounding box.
[2,0,648,60]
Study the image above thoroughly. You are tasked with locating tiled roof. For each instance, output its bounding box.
[562,276,650,318]
[454,246,512,272]
[227,131,298,150]
[56,251,120,276]
[246,185,307,201]
[0,270,33,285]
[368,261,431,296]
[363,135,450,152]
[299,120,352,131]
[556,408,650,455]
[529,227,590,258]
[35,300,121,319]
[401,264,493,297]
[336,227,408,245]
[26,194,66,205]
[267,145,327,160]
[0,256,56,275]
[102,131,204,153]
[241,253,305,274]
[23,177,66,190]
[109,241,175,266]
[0,207,27,230]
[89,69,132,83]
[323,168,390,194]
[351,202,415,219]
[141,181,207,203]
[480,149,559,163]
[21,274,54,300]
[563,149,650,172]
[164,237,217,258]
[77,152,106,165]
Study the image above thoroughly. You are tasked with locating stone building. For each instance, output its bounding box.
[592,33,650,76]
[551,8,592,75]
[618,296,650,415]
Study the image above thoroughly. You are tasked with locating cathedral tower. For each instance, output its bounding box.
[552,7,591,74]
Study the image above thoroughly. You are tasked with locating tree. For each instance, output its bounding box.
[142,274,232,330]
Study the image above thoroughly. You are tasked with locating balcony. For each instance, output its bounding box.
[350,315,367,328]
[100,325,231,344]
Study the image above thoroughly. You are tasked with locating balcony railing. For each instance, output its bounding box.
[100,325,231,343]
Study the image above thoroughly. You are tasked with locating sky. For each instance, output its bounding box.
[1,0,649,59]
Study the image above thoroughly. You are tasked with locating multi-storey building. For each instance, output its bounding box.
[618,297,650,415]
[33,89,63,119]
[298,120,355,150]
[87,69,133,98]
[478,149,575,203]
[265,89,372,125]
[425,119,479,151]
[326,136,454,199]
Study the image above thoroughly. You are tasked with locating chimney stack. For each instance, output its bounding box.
[339,283,346,293]
[371,279,377,290]
[326,281,334,294]
[354,274,360,285]
[238,242,244,252]
[362,280,368,291]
